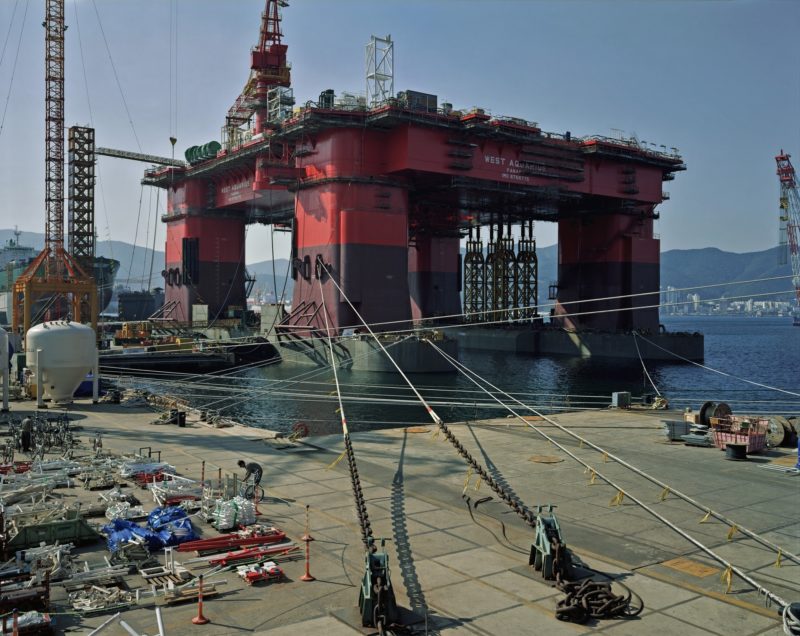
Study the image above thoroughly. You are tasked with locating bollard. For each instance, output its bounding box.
[192,574,210,625]
[301,504,314,542]
[12,608,17,636]
[300,534,315,582]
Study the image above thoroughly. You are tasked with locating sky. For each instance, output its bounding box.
[0,0,798,265]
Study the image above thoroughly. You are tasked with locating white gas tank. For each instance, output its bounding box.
[26,321,96,403]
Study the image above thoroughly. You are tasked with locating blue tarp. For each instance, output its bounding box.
[102,506,198,552]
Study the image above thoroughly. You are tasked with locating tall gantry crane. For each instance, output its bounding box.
[224,0,292,148]
[12,0,97,339]
[776,150,800,326]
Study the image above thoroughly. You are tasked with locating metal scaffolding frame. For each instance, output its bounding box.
[463,234,485,322]
[366,35,393,107]
[68,126,96,275]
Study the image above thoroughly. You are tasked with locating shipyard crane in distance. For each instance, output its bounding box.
[12,0,97,340]
[776,150,800,326]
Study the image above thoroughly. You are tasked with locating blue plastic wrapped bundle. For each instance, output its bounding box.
[147,506,199,545]
[101,518,162,552]
[101,506,198,552]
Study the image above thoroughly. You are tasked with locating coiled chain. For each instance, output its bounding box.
[555,578,643,623]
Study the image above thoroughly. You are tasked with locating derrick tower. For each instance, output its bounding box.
[12,0,97,338]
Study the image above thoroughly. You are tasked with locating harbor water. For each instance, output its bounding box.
[143,316,799,435]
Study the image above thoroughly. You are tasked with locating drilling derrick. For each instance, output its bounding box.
[13,0,97,339]
[225,0,292,145]
[776,150,800,325]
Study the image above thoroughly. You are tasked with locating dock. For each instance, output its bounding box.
[1,399,796,634]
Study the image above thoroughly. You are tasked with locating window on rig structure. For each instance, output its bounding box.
[182,238,200,285]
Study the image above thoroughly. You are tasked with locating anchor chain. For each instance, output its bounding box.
[437,421,537,529]
[344,432,376,552]
[555,578,643,623]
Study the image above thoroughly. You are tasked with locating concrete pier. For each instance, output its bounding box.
[5,400,794,634]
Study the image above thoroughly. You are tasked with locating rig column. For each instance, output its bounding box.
[408,236,462,323]
[555,211,660,332]
[287,129,412,334]
[163,182,246,324]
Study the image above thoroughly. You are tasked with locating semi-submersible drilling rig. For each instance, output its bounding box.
[143,1,703,371]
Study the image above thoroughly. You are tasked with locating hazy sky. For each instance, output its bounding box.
[0,0,798,264]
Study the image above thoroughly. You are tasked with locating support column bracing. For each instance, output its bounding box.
[463,226,485,323]
[516,220,538,320]
[485,221,516,322]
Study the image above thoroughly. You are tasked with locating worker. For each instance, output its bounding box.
[238,459,263,489]
[20,417,32,452]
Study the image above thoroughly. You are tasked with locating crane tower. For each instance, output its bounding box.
[12,0,97,339]
[776,150,800,326]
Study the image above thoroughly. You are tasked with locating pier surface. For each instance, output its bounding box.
[10,400,796,635]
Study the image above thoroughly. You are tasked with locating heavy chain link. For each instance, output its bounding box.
[343,433,376,552]
[437,421,537,529]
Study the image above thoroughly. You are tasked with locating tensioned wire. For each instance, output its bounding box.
[113,336,417,415]
[102,351,798,403]
[424,339,797,604]
[105,342,618,412]
[208,287,792,350]
[103,275,797,411]
[0,0,27,143]
[103,340,799,415]
[98,272,794,348]
[634,332,800,398]
[106,356,797,402]
[105,333,798,414]
[97,271,794,354]
[237,273,794,338]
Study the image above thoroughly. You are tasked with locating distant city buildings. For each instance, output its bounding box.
[659,286,792,316]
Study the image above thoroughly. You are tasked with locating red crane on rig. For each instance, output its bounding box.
[12,0,97,339]
[776,150,800,326]
[224,0,291,142]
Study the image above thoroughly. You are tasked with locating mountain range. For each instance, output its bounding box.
[2,229,793,304]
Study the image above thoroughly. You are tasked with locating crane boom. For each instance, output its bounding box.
[96,147,187,167]
[776,150,800,325]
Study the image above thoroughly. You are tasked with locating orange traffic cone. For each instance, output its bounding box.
[192,574,210,625]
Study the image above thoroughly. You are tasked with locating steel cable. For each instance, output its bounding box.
[425,339,796,607]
